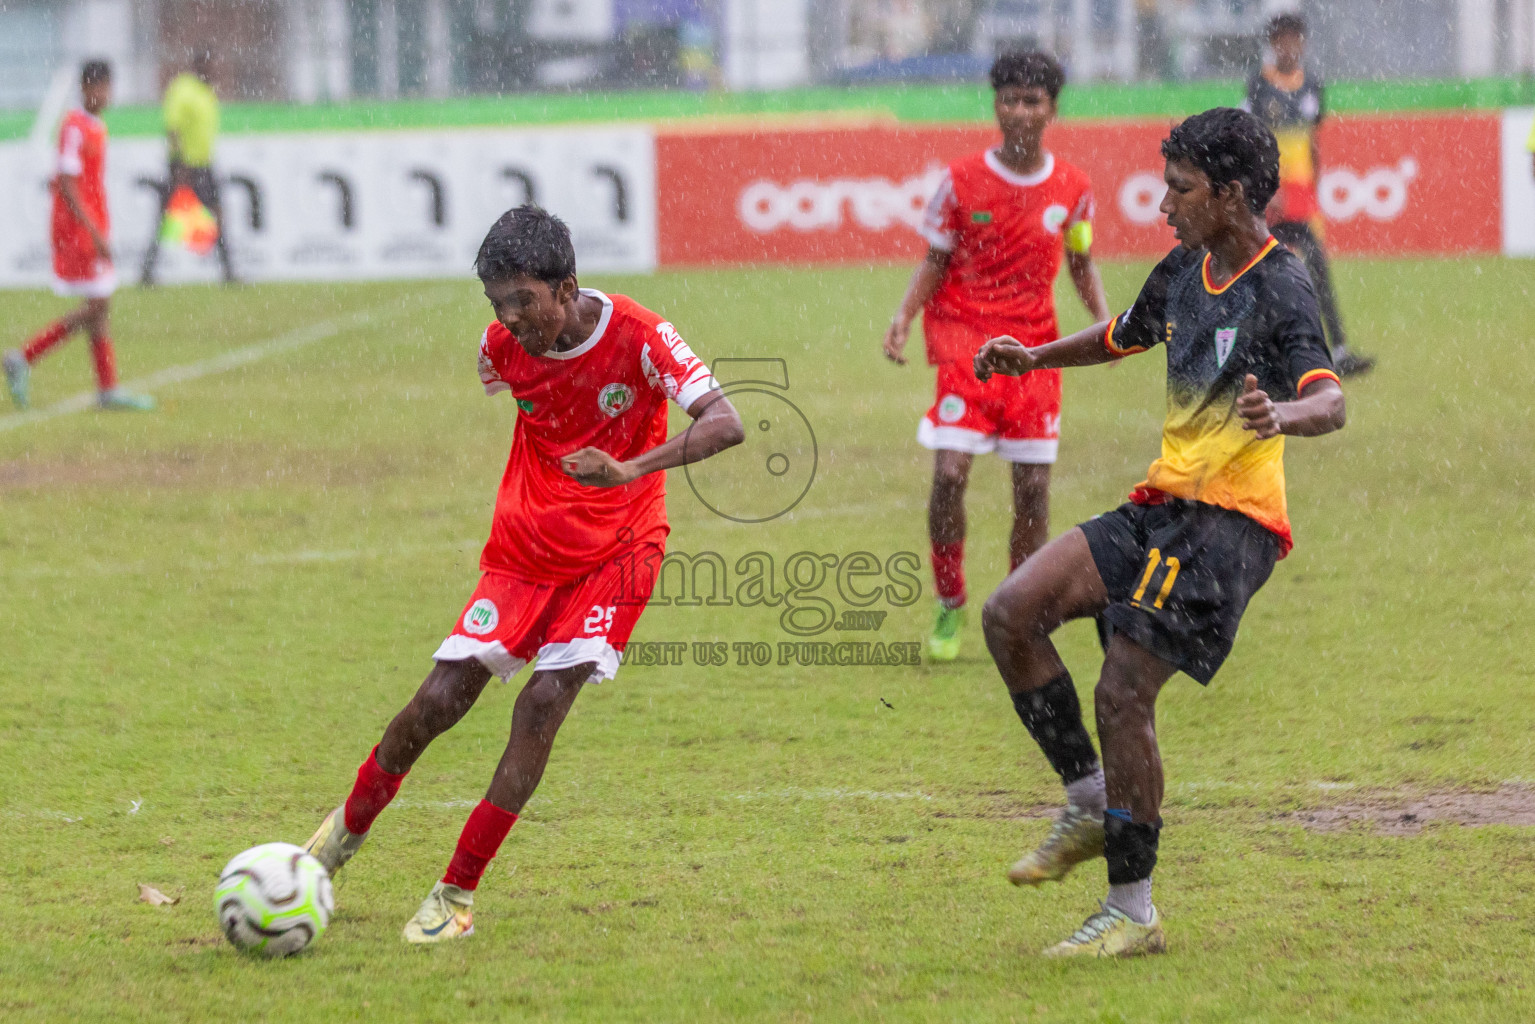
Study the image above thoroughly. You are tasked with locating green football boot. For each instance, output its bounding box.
[926,603,964,662]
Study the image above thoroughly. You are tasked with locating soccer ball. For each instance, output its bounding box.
[215,842,334,957]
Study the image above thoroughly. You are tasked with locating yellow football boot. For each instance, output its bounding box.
[1042,905,1166,958]
[403,881,475,944]
[1008,804,1105,885]
[303,805,368,879]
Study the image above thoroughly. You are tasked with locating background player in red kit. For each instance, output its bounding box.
[302,206,743,943]
[883,51,1110,663]
[3,61,153,412]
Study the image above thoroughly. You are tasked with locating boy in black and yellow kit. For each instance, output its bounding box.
[974,107,1346,957]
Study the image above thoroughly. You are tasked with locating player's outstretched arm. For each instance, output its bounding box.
[883,248,951,365]
[974,320,1118,381]
[1237,374,1345,440]
[1065,250,1111,323]
[560,391,744,488]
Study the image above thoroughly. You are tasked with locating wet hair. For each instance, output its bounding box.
[1161,107,1280,215]
[989,50,1066,101]
[1267,13,1306,39]
[474,205,577,285]
[81,60,111,88]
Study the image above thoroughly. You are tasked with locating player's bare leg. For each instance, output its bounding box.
[404,663,589,944]
[1008,462,1051,571]
[981,527,1111,884]
[378,659,497,772]
[927,449,973,661]
[1043,636,1174,958]
[306,658,494,878]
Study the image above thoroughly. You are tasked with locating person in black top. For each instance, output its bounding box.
[973,107,1346,957]
[1244,13,1373,376]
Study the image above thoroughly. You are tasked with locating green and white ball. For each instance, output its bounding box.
[215,842,334,956]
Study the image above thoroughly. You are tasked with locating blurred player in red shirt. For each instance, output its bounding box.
[302,205,743,944]
[883,51,1110,662]
[4,61,153,412]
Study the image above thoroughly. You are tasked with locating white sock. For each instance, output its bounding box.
[1064,766,1106,815]
[1106,879,1153,924]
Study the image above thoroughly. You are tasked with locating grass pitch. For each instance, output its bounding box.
[1,260,1533,1022]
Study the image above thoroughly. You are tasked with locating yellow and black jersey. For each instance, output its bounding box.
[1245,67,1325,223]
[1102,239,1339,555]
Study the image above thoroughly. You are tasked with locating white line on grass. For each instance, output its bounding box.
[1,538,484,580]
[0,287,460,433]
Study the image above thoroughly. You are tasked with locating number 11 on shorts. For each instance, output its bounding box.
[1130,548,1180,611]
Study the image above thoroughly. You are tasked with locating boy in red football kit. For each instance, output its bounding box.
[4,61,153,412]
[882,51,1109,662]
[302,206,743,943]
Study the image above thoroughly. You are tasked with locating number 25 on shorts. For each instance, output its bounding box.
[582,605,616,636]
[1129,548,1180,611]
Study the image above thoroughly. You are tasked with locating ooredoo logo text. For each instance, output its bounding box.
[738,169,945,234]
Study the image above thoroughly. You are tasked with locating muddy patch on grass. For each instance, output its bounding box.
[1286,785,1535,835]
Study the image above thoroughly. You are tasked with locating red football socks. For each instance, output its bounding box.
[342,746,408,835]
[931,539,966,608]
[89,336,117,391]
[442,799,519,891]
[22,320,70,363]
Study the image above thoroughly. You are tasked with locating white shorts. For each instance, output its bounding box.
[53,268,117,299]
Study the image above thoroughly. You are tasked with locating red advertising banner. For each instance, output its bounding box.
[656,113,1499,266]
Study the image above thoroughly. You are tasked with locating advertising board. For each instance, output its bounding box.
[0,126,656,288]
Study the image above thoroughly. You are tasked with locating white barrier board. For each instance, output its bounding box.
[0,125,657,287]
[1502,108,1535,257]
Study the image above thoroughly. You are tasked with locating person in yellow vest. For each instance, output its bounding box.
[140,50,236,285]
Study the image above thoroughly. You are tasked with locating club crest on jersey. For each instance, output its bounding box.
[1042,204,1069,233]
[1214,327,1238,367]
[938,394,966,423]
[463,599,499,635]
[516,398,534,414]
[598,382,634,417]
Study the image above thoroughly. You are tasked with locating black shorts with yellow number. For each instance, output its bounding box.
[1080,499,1279,685]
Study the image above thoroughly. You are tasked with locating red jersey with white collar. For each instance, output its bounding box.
[476,290,717,584]
[920,149,1094,362]
[52,108,110,279]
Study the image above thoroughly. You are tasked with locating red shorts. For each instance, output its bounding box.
[918,360,1062,464]
[432,544,661,683]
[51,235,115,298]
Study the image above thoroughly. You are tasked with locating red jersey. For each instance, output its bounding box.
[52,109,110,281]
[919,150,1094,362]
[476,290,717,584]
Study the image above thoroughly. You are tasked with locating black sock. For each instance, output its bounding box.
[1010,673,1099,785]
[1104,811,1162,884]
